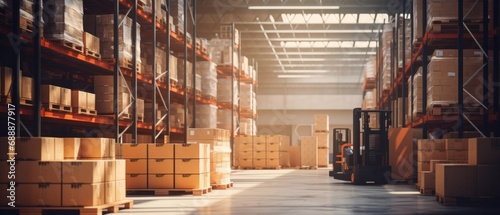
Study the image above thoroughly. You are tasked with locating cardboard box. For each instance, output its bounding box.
[63,138,80,160]
[115,180,126,201]
[21,76,33,99]
[62,160,106,183]
[148,159,174,174]
[314,114,329,132]
[148,174,174,189]
[126,159,147,174]
[318,147,329,167]
[445,139,469,150]
[300,136,318,167]
[80,138,113,159]
[105,181,116,204]
[16,161,62,183]
[116,159,126,181]
[435,164,476,197]
[254,135,266,145]
[418,161,431,172]
[253,150,266,159]
[175,173,205,189]
[418,139,446,151]
[60,87,71,106]
[266,142,281,151]
[18,183,62,207]
[290,146,301,167]
[187,128,227,140]
[253,158,266,167]
[235,142,253,152]
[280,152,290,167]
[447,150,468,160]
[476,165,500,197]
[16,137,56,161]
[211,172,231,185]
[63,183,105,206]
[420,171,436,190]
[266,158,280,167]
[71,90,87,109]
[103,160,116,182]
[468,138,500,165]
[148,143,174,159]
[313,132,329,148]
[175,143,209,159]
[236,150,252,159]
[253,142,266,151]
[126,174,147,189]
[175,159,206,174]
[87,92,96,110]
[417,150,446,162]
[54,138,64,161]
[237,158,253,167]
[235,135,253,145]
[83,31,100,53]
[266,150,280,159]
[41,84,61,104]
[121,143,148,159]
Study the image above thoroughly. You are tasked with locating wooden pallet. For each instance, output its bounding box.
[20,16,34,34]
[0,199,133,215]
[127,187,212,196]
[85,48,101,60]
[429,21,483,34]
[103,58,141,73]
[44,103,72,113]
[73,107,97,116]
[211,182,234,190]
[420,188,435,196]
[296,166,318,170]
[427,103,482,115]
[318,165,329,168]
[55,39,84,54]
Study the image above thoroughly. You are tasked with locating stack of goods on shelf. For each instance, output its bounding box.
[407,67,423,122]
[241,56,249,78]
[121,133,153,144]
[169,54,178,83]
[240,83,255,114]
[85,14,141,69]
[389,128,422,182]
[435,138,500,204]
[392,97,406,128]
[397,18,410,69]
[0,66,33,105]
[249,65,257,83]
[44,0,84,53]
[141,42,167,82]
[404,21,412,66]
[170,0,184,35]
[177,58,193,91]
[144,102,165,125]
[5,0,45,34]
[71,90,96,115]
[94,76,131,118]
[299,136,318,169]
[362,89,377,110]
[220,25,239,45]
[143,0,168,25]
[209,38,239,69]
[187,128,232,187]
[196,61,217,101]
[82,31,100,59]
[239,118,256,136]
[170,103,190,128]
[412,0,423,43]
[234,135,291,169]
[362,58,377,110]
[41,84,72,113]
[217,109,236,135]
[217,77,238,106]
[426,49,483,113]
[381,23,393,92]
[196,104,218,128]
[123,142,211,194]
[0,137,128,207]
[313,114,329,167]
[426,0,483,32]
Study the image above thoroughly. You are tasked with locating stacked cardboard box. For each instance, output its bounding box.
[169,54,178,82]
[314,131,329,167]
[71,90,96,114]
[141,42,166,79]
[83,32,100,58]
[313,114,330,167]
[0,137,126,207]
[234,136,253,168]
[195,104,218,128]
[196,61,217,99]
[209,38,239,68]
[0,67,33,104]
[187,128,231,186]
[409,68,423,120]
[123,142,210,190]
[217,77,238,106]
[219,25,239,46]
[44,0,84,49]
[241,56,249,77]
[170,103,190,128]
[170,0,184,35]
[299,136,318,168]
[363,89,377,110]
[234,135,290,169]
[240,83,255,114]
[239,118,256,136]
[93,75,130,115]
[177,58,193,90]
[144,102,166,125]
[41,84,72,110]
[381,23,393,91]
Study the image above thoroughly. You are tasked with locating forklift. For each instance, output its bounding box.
[329,128,351,177]
[331,108,392,184]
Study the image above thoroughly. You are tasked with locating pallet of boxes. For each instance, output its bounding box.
[234,135,291,170]
[187,128,233,190]
[0,137,132,214]
[314,114,330,168]
[122,140,211,196]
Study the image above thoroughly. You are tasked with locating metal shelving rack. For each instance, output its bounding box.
[377,0,499,138]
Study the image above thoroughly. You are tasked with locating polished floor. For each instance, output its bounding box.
[111,168,500,215]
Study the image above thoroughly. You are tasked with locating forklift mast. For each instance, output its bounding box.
[353,108,391,167]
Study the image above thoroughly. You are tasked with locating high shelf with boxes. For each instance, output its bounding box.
[374,0,499,138]
[0,0,217,142]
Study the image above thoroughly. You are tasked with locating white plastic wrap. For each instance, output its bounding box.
[195,104,217,128]
[217,77,238,104]
[217,109,236,135]
[94,14,141,62]
[240,83,253,111]
[209,38,238,68]
[44,0,83,46]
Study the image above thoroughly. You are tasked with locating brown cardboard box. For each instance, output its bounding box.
[63,138,80,160]
[148,143,174,158]
[187,128,227,140]
[126,159,147,174]
[41,84,61,104]
[300,136,318,167]
[104,160,116,182]
[175,143,209,159]
[21,76,33,99]
[417,150,446,162]
[445,139,469,150]
[418,139,446,151]
[290,146,301,167]
[433,49,482,58]
[235,135,253,144]
[254,135,266,145]
[80,138,113,159]
[175,159,206,174]
[468,138,500,165]
[318,147,329,167]
[447,150,468,161]
[280,152,290,167]
[60,87,71,106]
[476,165,500,197]
[17,161,62,183]
[62,160,106,183]
[121,143,148,159]
[266,142,281,151]
[418,161,431,172]
[87,92,96,110]
[314,114,329,132]
[83,32,100,53]
[266,158,280,167]
[115,180,126,201]
[266,150,280,159]
[16,137,56,161]
[237,158,253,168]
[211,172,231,185]
[148,174,174,189]
[63,183,105,206]
[71,90,87,109]
[235,142,253,152]
[175,173,205,189]
[126,174,147,189]
[435,164,476,197]
[253,150,266,159]
[421,171,436,190]
[148,159,174,174]
[265,135,282,144]
[313,132,329,148]
[236,150,252,159]
[253,158,266,167]
[53,138,65,161]
[18,183,62,206]
[105,181,116,204]
[116,159,126,181]
[253,142,266,151]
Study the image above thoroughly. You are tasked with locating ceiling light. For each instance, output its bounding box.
[277,74,313,78]
[248,6,340,10]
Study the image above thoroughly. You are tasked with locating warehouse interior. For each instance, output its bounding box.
[0,0,500,214]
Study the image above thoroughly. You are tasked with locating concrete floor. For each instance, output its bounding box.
[111,168,500,215]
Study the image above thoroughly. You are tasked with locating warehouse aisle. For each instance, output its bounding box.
[111,169,500,215]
